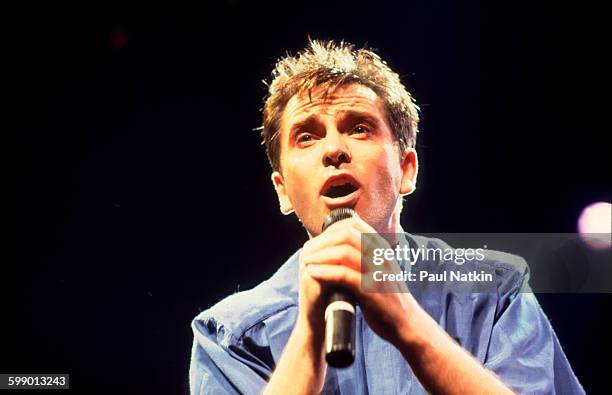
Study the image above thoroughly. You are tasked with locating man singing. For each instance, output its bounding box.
[189,40,584,394]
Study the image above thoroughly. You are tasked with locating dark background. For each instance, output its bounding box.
[8,1,610,393]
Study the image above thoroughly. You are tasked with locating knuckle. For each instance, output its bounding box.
[336,224,352,241]
[336,244,354,264]
[299,252,313,267]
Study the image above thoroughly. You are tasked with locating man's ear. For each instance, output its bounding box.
[399,147,418,195]
[271,171,294,215]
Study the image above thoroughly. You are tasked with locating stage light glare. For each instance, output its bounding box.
[578,201,611,250]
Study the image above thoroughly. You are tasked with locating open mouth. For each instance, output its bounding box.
[323,182,359,198]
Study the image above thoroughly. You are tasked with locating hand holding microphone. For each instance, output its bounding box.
[320,208,357,368]
[299,208,412,370]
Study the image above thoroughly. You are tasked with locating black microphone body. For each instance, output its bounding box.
[321,208,357,368]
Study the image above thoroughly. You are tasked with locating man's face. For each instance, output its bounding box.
[271,83,418,237]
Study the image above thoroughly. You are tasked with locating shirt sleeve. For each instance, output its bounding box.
[189,317,275,395]
[484,266,585,394]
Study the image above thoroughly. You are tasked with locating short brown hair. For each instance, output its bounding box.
[261,39,420,171]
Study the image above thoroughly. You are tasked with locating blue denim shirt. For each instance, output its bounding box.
[189,234,584,394]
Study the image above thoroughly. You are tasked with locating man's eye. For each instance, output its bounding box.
[296,133,314,143]
[351,125,370,134]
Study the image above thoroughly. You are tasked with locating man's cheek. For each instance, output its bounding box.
[290,188,312,211]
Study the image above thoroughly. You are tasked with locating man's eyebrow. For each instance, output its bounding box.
[337,110,384,127]
[289,114,320,134]
[287,110,384,140]
[291,111,382,129]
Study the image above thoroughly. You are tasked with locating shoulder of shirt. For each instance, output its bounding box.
[407,233,530,290]
[191,249,300,341]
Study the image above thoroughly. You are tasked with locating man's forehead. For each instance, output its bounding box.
[283,83,384,123]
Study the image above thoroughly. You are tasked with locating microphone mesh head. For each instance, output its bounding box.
[322,208,356,232]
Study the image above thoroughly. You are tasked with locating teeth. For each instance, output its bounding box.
[328,177,356,188]
[330,179,348,187]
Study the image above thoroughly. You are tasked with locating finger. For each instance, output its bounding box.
[306,264,362,293]
[330,216,391,253]
[301,245,363,272]
[324,215,376,237]
[350,215,377,234]
[305,264,404,298]
[306,220,363,251]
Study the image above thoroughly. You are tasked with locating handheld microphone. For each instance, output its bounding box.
[321,207,357,368]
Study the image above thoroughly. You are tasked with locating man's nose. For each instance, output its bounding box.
[322,130,351,168]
